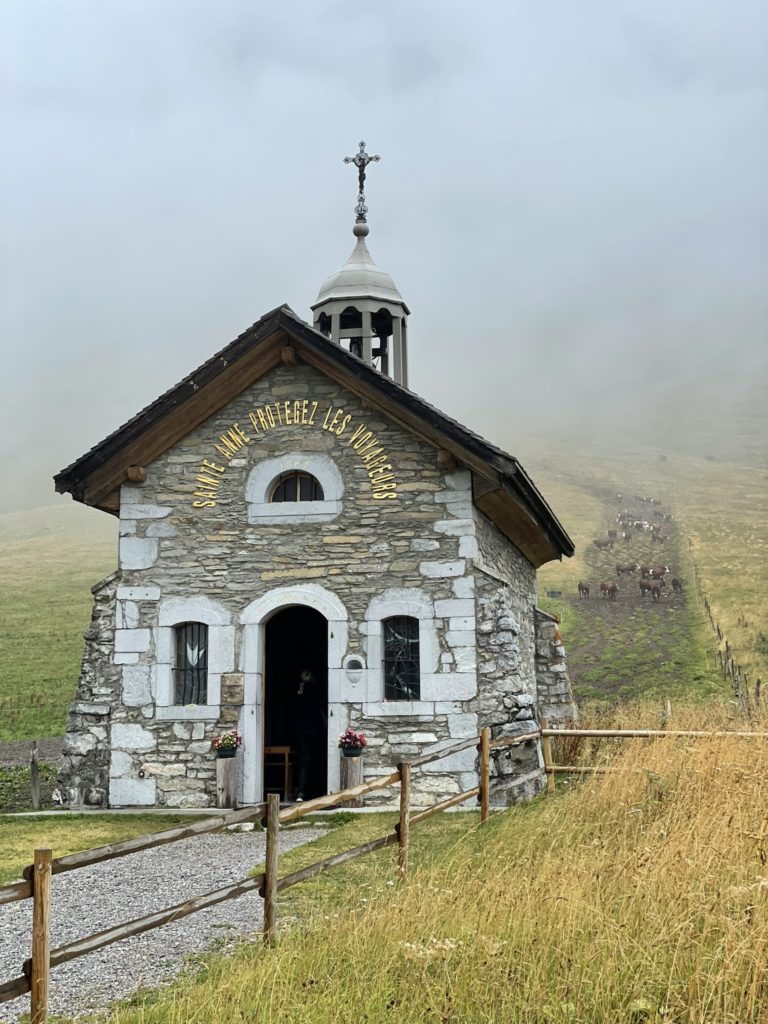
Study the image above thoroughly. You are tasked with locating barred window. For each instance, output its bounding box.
[174,622,208,705]
[383,616,420,701]
[270,472,324,503]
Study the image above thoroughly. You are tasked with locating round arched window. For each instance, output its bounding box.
[270,472,325,503]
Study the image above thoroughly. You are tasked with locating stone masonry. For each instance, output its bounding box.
[58,359,575,810]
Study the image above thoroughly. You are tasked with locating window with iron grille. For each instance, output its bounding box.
[383,616,420,701]
[270,472,324,503]
[174,622,209,705]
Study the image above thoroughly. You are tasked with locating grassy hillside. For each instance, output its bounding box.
[670,457,767,684]
[529,437,767,701]
[0,437,765,741]
[56,702,768,1024]
[0,504,114,740]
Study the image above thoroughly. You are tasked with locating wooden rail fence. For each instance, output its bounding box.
[3,723,767,1021]
[0,728,535,1021]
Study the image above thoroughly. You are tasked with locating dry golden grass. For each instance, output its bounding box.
[85,702,768,1024]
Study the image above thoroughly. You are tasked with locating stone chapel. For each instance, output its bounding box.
[55,145,576,810]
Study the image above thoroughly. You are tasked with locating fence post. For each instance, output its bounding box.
[541,718,555,796]
[30,741,41,812]
[398,762,410,878]
[30,847,52,1024]
[479,728,491,823]
[262,793,280,944]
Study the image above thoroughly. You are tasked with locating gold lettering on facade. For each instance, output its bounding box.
[191,398,400,508]
[326,408,343,433]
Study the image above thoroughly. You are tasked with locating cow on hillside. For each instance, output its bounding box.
[639,580,663,602]
[578,582,590,599]
[672,578,683,593]
[594,538,615,551]
[641,564,669,579]
[600,581,619,601]
[616,562,640,576]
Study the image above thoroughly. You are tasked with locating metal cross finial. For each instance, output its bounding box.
[344,140,380,222]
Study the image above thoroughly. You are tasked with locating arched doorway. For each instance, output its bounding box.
[263,606,328,801]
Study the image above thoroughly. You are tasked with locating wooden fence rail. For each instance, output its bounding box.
[541,724,768,780]
[541,728,768,739]
[4,722,768,1018]
[22,804,268,882]
[0,879,32,908]
[38,872,267,973]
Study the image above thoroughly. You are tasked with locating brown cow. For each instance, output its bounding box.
[672,578,683,593]
[622,530,632,543]
[639,580,663,602]
[593,538,614,551]
[607,529,618,540]
[616,562,640,576]
[641,564,669,579]
[651,532,666,544]
[600,581,618,600]
[578,581,590,599]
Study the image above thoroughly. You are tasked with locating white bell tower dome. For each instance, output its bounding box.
[311,142,410,387]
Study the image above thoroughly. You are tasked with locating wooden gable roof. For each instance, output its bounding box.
[54,305,574,567]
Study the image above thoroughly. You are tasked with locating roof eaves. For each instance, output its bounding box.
[54,304,292,492]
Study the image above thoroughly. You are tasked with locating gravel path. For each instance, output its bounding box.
[0,827,325,1022]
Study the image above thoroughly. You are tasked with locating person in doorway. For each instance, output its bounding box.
[290,668,326,801]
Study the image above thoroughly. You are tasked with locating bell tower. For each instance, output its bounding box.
[311,142,410,387]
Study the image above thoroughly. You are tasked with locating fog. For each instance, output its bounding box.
[1,0,766,511]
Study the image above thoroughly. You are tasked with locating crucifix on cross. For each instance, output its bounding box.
[344,141,380,222]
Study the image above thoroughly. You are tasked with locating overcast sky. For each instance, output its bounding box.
[1,0,766,510]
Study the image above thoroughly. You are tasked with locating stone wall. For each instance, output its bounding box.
[534,608,578,726]
[56,573,121,806]
[472,513,545,804]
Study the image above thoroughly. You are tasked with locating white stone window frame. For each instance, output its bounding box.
[154,597,235,721]
[364,589,439,715]
[246,453,343,525]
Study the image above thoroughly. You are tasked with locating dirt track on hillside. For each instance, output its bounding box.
[0,737,63,768]
[550,485,712,701]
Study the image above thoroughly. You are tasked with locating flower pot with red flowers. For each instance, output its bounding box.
[338,727,367,758]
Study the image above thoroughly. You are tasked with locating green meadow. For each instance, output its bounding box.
[0,504,114,741]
